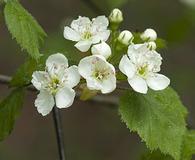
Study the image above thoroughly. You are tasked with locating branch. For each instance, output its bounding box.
[0,74,130,106]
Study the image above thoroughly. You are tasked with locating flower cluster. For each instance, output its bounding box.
[32,9,170,116]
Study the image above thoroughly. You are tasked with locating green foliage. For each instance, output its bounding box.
[181,130,195,160]
[0,88,24,141]
[4,0,47,60]
[119,87,187,160]
[10,58,39,87]
[140,150,173,160]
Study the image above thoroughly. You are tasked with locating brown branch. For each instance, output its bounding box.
[0,74,130,106]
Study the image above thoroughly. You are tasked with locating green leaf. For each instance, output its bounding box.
[4,0,47,60]
[181,130,195,160]
[140,150,173,160]
[119,87,187,160]
[0,88,25,141]
[10,58,38,87]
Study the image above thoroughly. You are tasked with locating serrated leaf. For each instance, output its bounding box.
[181,130,195,160]
[0,88,24,141]
[4,0,47,59]
[10,58,38,87]
[119,87,187,160]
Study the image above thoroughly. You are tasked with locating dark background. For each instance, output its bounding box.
[0,0,195,159]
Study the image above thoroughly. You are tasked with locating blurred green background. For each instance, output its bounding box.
[0,0,195,159]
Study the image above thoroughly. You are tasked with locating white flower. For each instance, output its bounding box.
[141,28,157,41]
[118,30,133,45]
[119,44,170,94]
[109,8,123,23]
[78,55,116,94]
[31,53,80,116]
[64,16,110,52]
[91,41,111,59]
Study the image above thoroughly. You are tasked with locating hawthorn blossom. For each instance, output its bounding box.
[64,16,110,52]
[119,44,170,94]
[91,41,111,59]
[78,55,116,94]
[31,53,80,116]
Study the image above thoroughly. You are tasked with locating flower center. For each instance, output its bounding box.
[82,31,92,39]
[137,65,148,78]
[93,69,110,81]
[48,77,60,94]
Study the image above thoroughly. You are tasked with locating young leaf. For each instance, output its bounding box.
[119,87,187,160]
[10,58,38,87]
[4,0,47,59]
[0,88,25,141]
[181,130,195,160]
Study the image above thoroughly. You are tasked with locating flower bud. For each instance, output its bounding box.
[141,28,157,41]
[109,8,123,23]
[118,30,133,45]
[147,41,157,50]
[91,41,111,59]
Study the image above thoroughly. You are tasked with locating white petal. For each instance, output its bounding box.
[46,53,68,73]
[101,76,116,94]
[35,90,54,116]
[146,73,170,91]
[64,65,80,88]
[86,78,102,91]
[92,15,109,29]
[78,56,94,78]
[128,76,148,94]
[74,40,92,52]
[71,16,91,31]
[55,87,76,108]
[91,41,111,59]
[64,26,81,41]
[119,55,136,79]
[31,71,49,90]
[97,30,110,41]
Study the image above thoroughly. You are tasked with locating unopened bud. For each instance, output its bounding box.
[141,28,157,41]
[118,30,133,45]
[109,8,123,23]
[147,41,157,50]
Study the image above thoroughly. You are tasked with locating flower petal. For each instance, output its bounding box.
[128,76,148,94]
[86,78,102,91]
[64,65,80,88]
[46,53,68,73]
[64,26,81,41]
[93,30,110,42]
[31,71,49,90]
[101,76,116,94]
[55,87,76,109]
[119,55,136,79]
[91,41,111,59]
[78,56,94,78]
[35,90,54,116]
[74,40,92,52]
[71,16,91,31]
[92,15,109,29]
[146,73,170,91]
